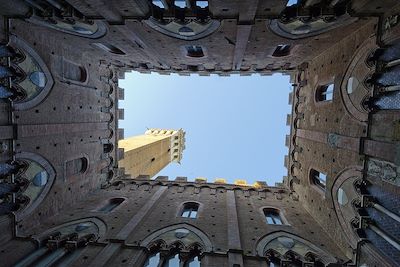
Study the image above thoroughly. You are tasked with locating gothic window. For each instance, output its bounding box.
[315,84,334,102]
[92,43,126,55]
[62,60,87,82]
[186,45,205,58]
[14,219,104,266]
[29,15,106,38]
[65,157,88,176]
[272,44,291,57]
[98,197,125,212]
[0,157,54,217]
[143,252,161,267]
[103,143,114,153]
[143,250,201,267]
[310,169,327,192]
[181,202,199,218]
[264,208,283,225]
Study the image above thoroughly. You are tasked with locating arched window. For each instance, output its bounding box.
[65,157,88,176]
[98,198,125,212]
[310,169,327,192]
[181,202,199,218]
[315,84,334,102]
[143,251,200,267]
[263,208,283,225]
[92,43,126,55]
[272,44,291,57]
[1,158,52,217]
[14,219,105,267]
[62,60,87,82]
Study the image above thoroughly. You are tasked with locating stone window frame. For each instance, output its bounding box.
[315,83,334,102]
[185,45,206,58]
[177,201,203,219]
[63,154,90,181]
[272,44,291,57]
[309,168,327,196]
[259,206,290,226]
[96,197,126,213]
[92,43,126,55]
[255,231,337,264]
[136,223,213,266]
[60,58,89,85]
[314,79,336,106]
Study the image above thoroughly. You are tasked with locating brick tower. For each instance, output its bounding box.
[118,128,186,178]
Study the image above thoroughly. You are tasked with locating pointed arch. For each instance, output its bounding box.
[9,36,54,111]
[14,152,56,221]
[141,223,213,252]
[256,231,337,265]
[331,167,364,248]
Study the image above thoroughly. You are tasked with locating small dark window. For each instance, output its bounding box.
[272,44,291,57]
[99,198,124,212]
[181,202,199,218]
[65,157,88,176]
[103,143,114,153]
[264,209,283,225]
[316,84,334,102]
[310,169,327,191]
[151,157,155,162]
[63,60,87,82]
[93,43,126,55]
[186,45,204,58]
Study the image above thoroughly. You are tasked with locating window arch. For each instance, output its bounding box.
[65,157,88,176]
[272,44,291,57]
[9,36,55,111]
[256,232,338,265]
[310,169,327,193]
[103,143,114,153]
[14,218,106,267]
[138,224,211,266]
[180,202,199,218]
[143,248,201,267]
[315,83,334,102]
[92,43,125,55]
[6,152,56,220]
[98,197,125,212]
[62,59,87,83]
[263,208,284,225]
[186,45,205,58]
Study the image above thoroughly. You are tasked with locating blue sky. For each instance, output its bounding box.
[119,72,291,185]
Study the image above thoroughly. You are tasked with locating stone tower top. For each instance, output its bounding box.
[144,128,186,163]
[118,128,186,179]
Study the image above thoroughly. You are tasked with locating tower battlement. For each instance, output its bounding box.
[118,128,186,178]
